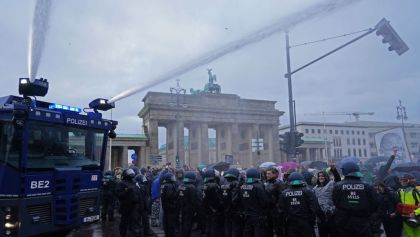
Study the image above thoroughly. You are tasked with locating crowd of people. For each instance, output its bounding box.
[100,151,420,237]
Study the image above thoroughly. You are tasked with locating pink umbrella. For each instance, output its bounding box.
[279,161,298,173]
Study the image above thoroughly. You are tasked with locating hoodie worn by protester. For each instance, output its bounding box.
[313,166,341,217]
[333,162,378,237]
[279,172,324,237]
[313,166,341,237]
[238,168,270,237]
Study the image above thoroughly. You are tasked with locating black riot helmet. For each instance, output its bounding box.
[122,168,135,181]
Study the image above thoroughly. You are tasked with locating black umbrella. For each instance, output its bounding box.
[391,162,420,173]
[207,161,230,172]
[366,156,389,165]
[309,161,328,170]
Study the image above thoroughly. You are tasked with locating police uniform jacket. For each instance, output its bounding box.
[265,179,285,212]
[221,180,240,214]
[239,180,269,217]
[279,186,322,223]
[332,177,378,217]
[178,183,201,215]
[202,181,223,214]
[117,180,141,207]
[161,181,178,211]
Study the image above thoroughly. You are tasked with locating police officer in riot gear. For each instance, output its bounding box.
[238,168,269,237]
[222,168,242,237]
[279,172,323,237]
[116,168,143,237]
[264,167,285,237]
[178,171,201,237]
[161,172,179,237]
[135,174,152,236]
[202,168,224,237]
[101,170,116,222]
[333,161,378,237]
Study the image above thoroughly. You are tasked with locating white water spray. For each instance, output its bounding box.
[109,0,361,103]
[28,0,52,81]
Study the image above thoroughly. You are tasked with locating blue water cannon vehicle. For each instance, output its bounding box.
[0,78,117,236]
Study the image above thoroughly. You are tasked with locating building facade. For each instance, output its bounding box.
[279,121,420,162]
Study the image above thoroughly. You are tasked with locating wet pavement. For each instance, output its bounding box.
[64,219,121,237]
[53,219,386,237]
[60,214,161,237]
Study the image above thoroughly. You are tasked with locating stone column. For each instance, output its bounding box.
[166,122,176,166]
[225,125,232,159]
[215,125,221,162]
[121,146,128,168]
[306,148,310,162]
[231,123,240,165]
[250,124,259,166]
[200,123,209,164]
[110,147,119,169]
[177,120,185,167]
[267,125,276,162]
[230,123,243,165]
[147,120,159,157]
[316,149,321,161]
[134,146,142,167]
[140,146,147,167]
[188,123,200,168]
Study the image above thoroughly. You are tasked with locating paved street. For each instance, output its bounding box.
[64,220,120,237]
[42,215,387,237]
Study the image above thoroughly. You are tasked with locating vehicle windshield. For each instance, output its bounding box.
[26,121,105,169]
[0,121,21,168]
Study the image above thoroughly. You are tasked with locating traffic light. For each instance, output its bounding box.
[279,132,291,151]
[176,155,180,166]
[375,18,409,56]
[295,132,304,147]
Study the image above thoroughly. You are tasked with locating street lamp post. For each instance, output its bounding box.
[170,79,186,168]
[285,32,297,159]
[396,99,410,161]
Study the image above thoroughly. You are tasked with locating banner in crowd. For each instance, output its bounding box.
[374,127,411,162]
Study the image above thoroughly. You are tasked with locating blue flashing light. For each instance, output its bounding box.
[49,103,81,113]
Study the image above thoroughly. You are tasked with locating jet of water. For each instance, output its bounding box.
[109,0,361,103]
[28,0,52,81]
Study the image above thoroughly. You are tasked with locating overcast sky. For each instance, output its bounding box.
[0,0,419,134]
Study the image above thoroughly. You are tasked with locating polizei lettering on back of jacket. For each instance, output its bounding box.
[285,190,303,197]
[342,184,365,190]
[66,118,88,126]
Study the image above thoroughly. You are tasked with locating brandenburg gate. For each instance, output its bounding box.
[139,91,283,167]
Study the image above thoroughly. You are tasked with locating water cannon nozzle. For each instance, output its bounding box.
[19,77,49,97]
[89,98,115,111]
